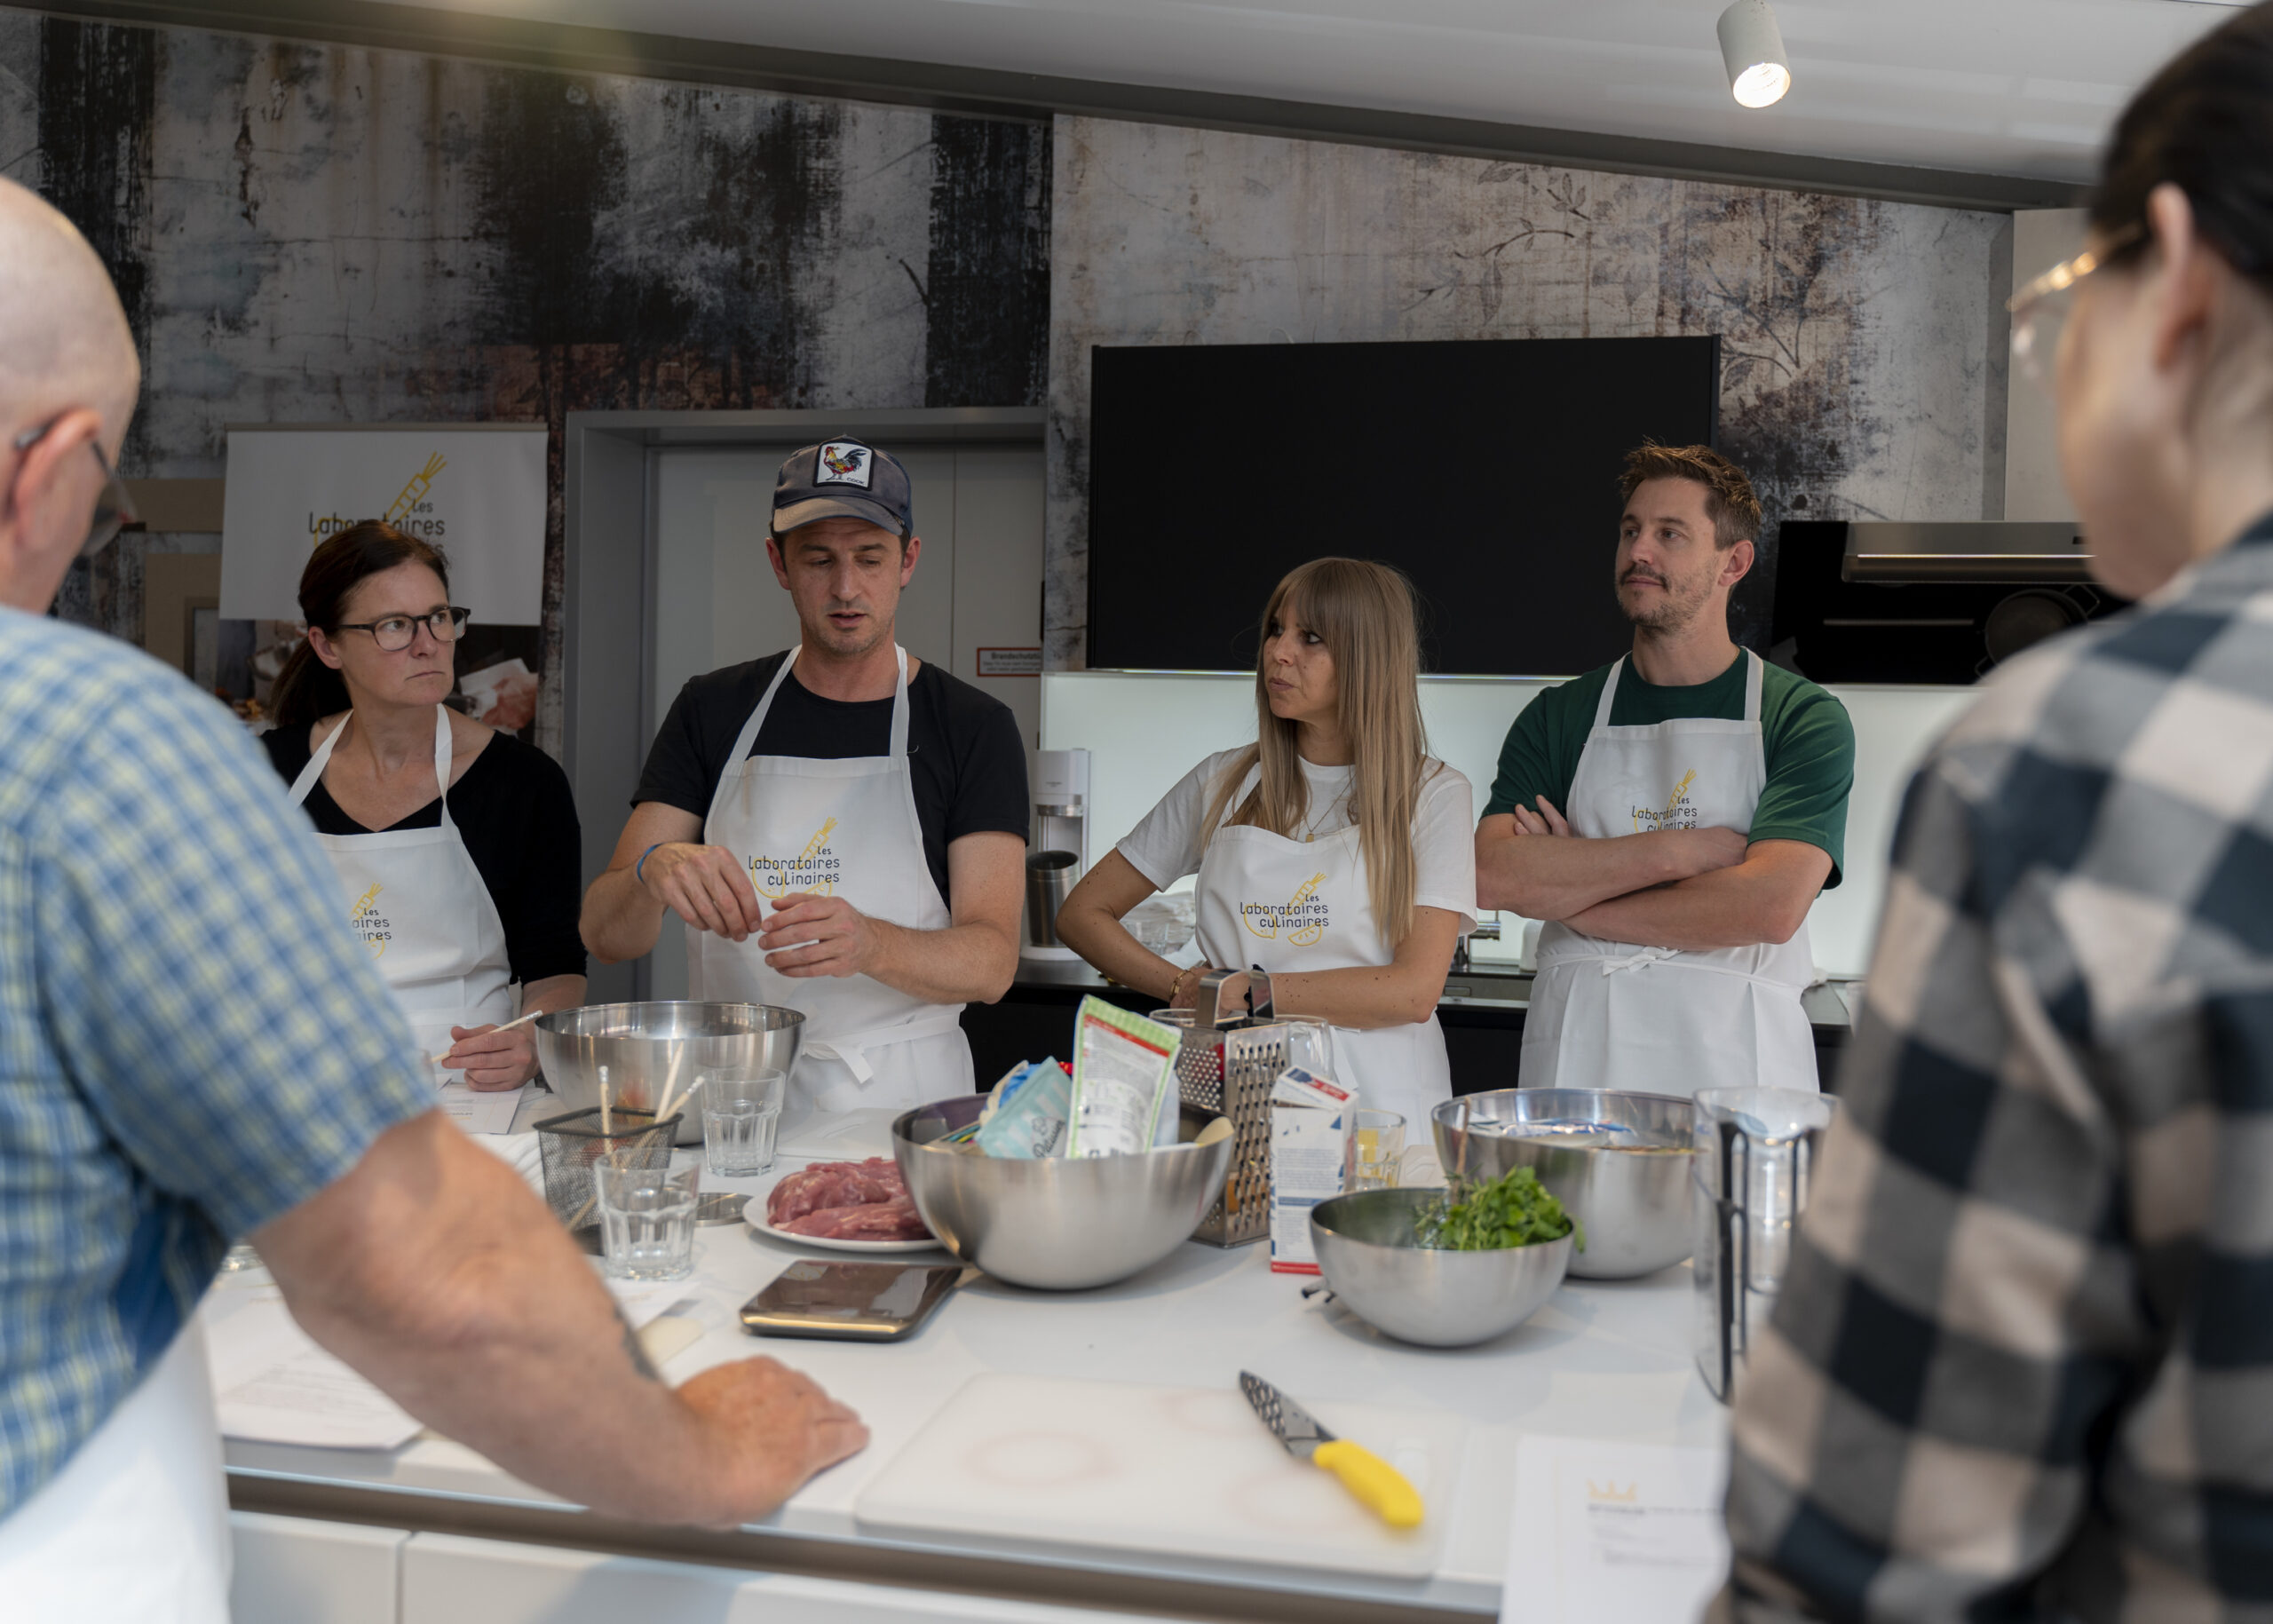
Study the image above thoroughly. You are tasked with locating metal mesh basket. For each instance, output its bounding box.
[534,1107,681,1245]
[1175,971,1292,1247]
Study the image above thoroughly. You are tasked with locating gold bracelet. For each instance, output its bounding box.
[1168,964,1197,1004]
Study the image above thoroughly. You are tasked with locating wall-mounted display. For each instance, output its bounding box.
[1085,337,1719,676]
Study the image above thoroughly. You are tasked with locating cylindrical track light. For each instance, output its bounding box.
[1716,0,1792,108]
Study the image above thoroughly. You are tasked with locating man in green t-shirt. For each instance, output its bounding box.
[1476,444,1855,1097]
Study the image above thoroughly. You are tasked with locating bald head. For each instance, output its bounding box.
[0,178,139,445]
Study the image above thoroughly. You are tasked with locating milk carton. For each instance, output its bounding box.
[1269,1066,1356,1274]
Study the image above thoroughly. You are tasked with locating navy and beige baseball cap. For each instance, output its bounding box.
[771,439,914,538]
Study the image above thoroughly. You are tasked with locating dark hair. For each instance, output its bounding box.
[1617,442,1762,551]
[267,522,452,730]
[2094,3,2273,288]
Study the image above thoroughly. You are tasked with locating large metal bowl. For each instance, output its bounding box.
[535,1001,803,1147]
[892,1095,1232,1290]
[1310,1187,1572,1348]
[1432,1089,1697,1279]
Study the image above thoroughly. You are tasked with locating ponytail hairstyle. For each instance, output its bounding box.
[267,522,453,732]
[2093,3,2273,293]
[1200,558,1435,947]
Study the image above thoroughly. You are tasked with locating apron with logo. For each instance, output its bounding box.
[692,646,973,1118]
[1518,651,1818,1097]
[0,1322,230,1622]
[289,707,518,1063]
[1192,788,1453,1128]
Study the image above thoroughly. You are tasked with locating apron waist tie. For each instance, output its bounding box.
[804,1003,966,1087]
[1543,947,1808,992]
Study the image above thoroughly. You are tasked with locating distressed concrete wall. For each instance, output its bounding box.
[3,10,1049,751]
[1047,115,2010,665]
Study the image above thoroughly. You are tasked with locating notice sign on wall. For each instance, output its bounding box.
[219,424,548,624]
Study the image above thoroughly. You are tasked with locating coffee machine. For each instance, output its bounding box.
[1022,748,1091,962]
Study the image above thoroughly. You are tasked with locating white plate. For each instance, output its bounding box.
[742,1197,949,1255]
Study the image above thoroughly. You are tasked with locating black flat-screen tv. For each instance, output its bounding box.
[1086,337,1721,675]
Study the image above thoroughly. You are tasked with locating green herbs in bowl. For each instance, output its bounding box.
[1418,1167,1584,1254]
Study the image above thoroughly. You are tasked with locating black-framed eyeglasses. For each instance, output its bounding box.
[335,606,471,653]
[10,418,137,558]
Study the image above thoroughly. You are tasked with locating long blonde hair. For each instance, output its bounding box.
[1201,558,1433,947]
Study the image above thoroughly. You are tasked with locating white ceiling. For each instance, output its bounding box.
[386,0,2237,184]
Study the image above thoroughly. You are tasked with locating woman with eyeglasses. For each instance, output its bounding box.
[262,521,586,1090]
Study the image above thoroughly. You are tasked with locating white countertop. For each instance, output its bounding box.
[213,1119,1728,1617]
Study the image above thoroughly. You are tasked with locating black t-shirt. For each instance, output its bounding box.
[634,653,1030,903]
[263,725,588,985]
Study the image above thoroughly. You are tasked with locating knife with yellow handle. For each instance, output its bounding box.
[1238,1370,1424,1528]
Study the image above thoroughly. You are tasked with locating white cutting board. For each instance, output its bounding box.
[854,1373,1462,1578]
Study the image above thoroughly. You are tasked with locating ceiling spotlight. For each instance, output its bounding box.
[1717,0,1792,108]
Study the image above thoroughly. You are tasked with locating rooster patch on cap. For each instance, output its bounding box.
[815,440,873,487]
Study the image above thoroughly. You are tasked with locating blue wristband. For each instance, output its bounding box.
[635,843,664,885]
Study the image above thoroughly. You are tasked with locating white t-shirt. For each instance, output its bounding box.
[1118,749,1478,932]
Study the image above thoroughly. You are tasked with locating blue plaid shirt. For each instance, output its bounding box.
[0,610,432,1518]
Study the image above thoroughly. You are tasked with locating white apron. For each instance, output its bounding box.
[0,1322,230,1622]
[1519,651,1818,1097]
[1192,796,1453,1129]
[692,646,972,1118]
[289,707,518,1063]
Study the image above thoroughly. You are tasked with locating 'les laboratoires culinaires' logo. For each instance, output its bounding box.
[748,818,842,899]
[1630,769,1702,833]
[306,453,448,548]
[1240,872,1330,947]
[350,882,392,959]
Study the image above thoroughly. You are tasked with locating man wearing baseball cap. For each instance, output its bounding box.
[583,439,1029,1116]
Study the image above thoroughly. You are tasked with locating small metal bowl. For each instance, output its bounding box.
[1432,1089,1697,1279]
[535,1001,803,1147]
[1309,1187,1571,1348]
[892,1095,1232,1290]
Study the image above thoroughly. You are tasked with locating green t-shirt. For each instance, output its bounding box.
[1482,654,1855,886]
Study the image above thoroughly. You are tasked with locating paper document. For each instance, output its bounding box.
[438,1081,528,1136]
[205,1292,423,1450]
[1506,1436,1730,1624]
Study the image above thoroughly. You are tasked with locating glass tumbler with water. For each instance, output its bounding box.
[1350,1108,1406,1192]
[595,1162,701,1281]
[701,1068,785,1177]
[1691,1088,1838,1404]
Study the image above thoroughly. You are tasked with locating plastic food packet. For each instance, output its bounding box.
[1065,998,1181,1159]
[977,1061,1073,1159]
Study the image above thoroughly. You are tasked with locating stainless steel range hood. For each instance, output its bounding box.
[1843,521,2092,583]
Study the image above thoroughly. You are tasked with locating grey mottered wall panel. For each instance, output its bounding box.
[1045,115,2011,667]
[1,10,1049,753]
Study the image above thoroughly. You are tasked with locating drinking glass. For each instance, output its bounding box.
[701,1068,786,1178]
[1350,1108,1406,1192]
[595,1162,701,1281]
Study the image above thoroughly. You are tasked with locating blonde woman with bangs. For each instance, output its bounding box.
[1057,558,1477,1123]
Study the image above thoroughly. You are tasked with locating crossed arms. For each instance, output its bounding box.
[1474,796,1830,952]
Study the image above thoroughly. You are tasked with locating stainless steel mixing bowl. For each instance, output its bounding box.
[892,1095,1232,1290]
[1309,1186,1572,1348]
[1431,1089,1697,1279]
[535,1001,803,1147]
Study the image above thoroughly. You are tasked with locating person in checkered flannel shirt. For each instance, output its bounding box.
[1718,5,2273,1620]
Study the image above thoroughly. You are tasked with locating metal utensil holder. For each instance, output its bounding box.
[1699,1114,1819,1403]
[1176,969,1287,1247]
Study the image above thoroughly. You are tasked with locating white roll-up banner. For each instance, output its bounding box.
[219,425,547,624]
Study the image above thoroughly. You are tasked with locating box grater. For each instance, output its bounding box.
[1176,970,1290,1247]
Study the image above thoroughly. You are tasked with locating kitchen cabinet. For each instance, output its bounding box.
[230,1511,404,1624]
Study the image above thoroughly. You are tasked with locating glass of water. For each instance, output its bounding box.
[701,1068,786,1178]
[594,1162,701,1281]
[1350,1109,1406,1192]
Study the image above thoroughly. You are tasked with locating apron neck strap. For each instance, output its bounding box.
[1740,647,1763,723]
[286,705,455,828]
[772,644,911,758]
[1592,658,1626,729]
